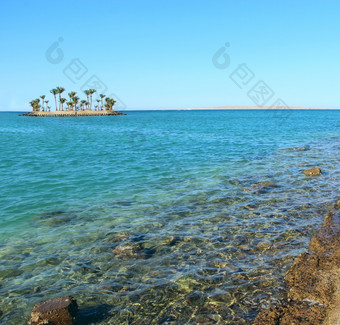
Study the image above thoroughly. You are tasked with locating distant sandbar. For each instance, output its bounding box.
[159,106,339,110]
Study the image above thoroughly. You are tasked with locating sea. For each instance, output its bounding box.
[0,109,339,324]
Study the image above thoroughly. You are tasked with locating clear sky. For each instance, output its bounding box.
[0,0,339,110]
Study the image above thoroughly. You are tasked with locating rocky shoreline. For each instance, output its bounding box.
[19,110,126,117]
[253,198,340,325]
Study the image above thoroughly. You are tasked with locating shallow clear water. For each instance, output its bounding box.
[0,110,339,324]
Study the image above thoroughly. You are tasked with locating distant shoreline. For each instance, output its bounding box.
[157,106,340,110]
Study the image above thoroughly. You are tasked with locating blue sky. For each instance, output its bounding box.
[0,0,339,110]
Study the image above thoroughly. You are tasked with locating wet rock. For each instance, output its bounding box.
[304,167,322,176]
[244,204,256,210]
[185,292,204,304]
[37,211,77,226]
[112,243,138,259]
[193,316,212,324]
[252,181,277,189]
[159,315,176,324]
[244,181,278,193]
[130,233,146,242]
[292,146,310,151]
[108,200,135,207]
[253,199,340,324]
[103,283,124,292]
[76,304,112,324]
[239,244,251,251]
[255,240,272,252]
[29,296,78,325]
[284,145,310,151]
[0,267,23,280]
[163,236,182,246]
[113,243,154,260]
[207,313,222,322]
[106,232,131,243]
[72,262,101,275]
[254,301,326,325]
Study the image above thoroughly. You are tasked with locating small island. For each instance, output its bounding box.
[20,87,126,117]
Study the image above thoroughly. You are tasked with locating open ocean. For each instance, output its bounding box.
[0,109,339,324]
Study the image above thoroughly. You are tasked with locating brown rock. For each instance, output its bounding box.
[113,243,154,260]
[113,243,140,259]
[29,296,78,325]
[253,199,340,324]
[292,146,310,151]
[163,236,182,246]
[254,301,327,325]
[107,232,131,243]
[252,181,277,188]
[304,167,322,176]
[243,181,278,193]
[185,292,204,304]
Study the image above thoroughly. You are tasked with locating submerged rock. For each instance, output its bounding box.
[76,304,112,324]
[113,243,154,260]
[293,146,310,151]
[162,236,182,246]
[304,167,322,176]
[252,181,277,188]
[29,296,78,325]
[243,181,278,193]
[37,210,78,226]
[284,145,310,151]
[106,231,131,243]
[185,292,205,305]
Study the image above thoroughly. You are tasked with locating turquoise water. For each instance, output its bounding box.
[0,110,339,324]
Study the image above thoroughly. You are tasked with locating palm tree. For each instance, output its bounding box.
[56,87,65,110]
[89,89,97,110]
[29,101,35,111]
[40,95,46,111]
[68,91,77,100]
[67,101,73,111]
[31,87,122,114]
[29,98,41,112]
[50,88,58,111]
[67,92,76,110]
[95,99,100,111]
[80,100,86,111]
[59,98,67,111]
[45,100,49,112]
[72,96,79,111]
[99,94,105,110]
[84,90,90,110]
[105,97,116,111]
[35,98,41,111]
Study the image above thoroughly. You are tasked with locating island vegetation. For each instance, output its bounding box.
[21,87,125,117]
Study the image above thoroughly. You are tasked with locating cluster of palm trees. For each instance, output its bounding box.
[29,87,117,112]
